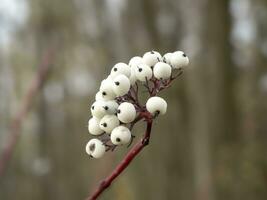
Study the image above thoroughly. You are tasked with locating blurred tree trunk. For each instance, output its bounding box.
[180,0,236,200]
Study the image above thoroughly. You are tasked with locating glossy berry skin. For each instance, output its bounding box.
[112,74,131,97]
[88,117,103,136]
[143,51,162,68]
[99,115,120,133]
[117,102,136,123]
[146,96,167,116]
[110,62,131,78]
[170,51,189,69]
[86,139,106,158]
[153,62,172,80]
[135,64,153,82]
[110,126,132,145]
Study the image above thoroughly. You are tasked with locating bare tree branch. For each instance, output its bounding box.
[0,49,54,178]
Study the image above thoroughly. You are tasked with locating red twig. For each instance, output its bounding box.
[87,115,153,200]
[87,69,183,199]
[0,49,54,178]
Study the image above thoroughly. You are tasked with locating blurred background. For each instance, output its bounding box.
[0,0,267,199]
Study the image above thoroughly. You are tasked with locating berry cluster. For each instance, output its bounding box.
[86,50,189,158]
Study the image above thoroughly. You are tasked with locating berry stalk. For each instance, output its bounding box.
[87,116,152,200]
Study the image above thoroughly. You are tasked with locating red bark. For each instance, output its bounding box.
[87,119,152,200]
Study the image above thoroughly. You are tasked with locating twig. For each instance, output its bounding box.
[87,116,153,200]
[87,69,183,199]
[0,49,54,178]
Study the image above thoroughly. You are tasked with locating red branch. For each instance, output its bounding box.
[86,68,183,199]
[0,50,54,178]
[87,116,153,200]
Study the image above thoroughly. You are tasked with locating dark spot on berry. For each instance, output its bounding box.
[104,106,108,110]
[183,53,187,57]
[91,106,94,110]
[102,92,106,96]
[117,109,121,114]
[102,123,107,127]
[138,68,142,72]
[115,81,120,86]
[150,66,153,69]
[116,138,121,142]
[89,143,95,151]
[114,68,117,71]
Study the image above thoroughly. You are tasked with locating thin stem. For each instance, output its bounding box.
[87,117,153,200]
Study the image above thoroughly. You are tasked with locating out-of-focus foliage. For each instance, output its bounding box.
[0,0,267,199]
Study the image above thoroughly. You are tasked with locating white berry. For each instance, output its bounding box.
[117,102,136,123]
[99,115,120,133]
[146,96,167,116]
[171,51,189,69]
[135,64,153,82]
[153,62,172,80]
[100,79,116,100]
[110,62,131,78]
[85,139,106,158]
[102,100,119,115]
[129,57,143,86]
[110,126,132,145]
[88,117,103,136]
[95,91,104,101]
[112,74,131,96]
[129,56,143,70]
[129,67,137,86]
[143,51,162,68]
[163,53,172,65]
[91,101,106,119]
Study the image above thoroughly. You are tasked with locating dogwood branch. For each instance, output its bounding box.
[87,114,153,200]
[0,49,54,178]
[87,68,183,199]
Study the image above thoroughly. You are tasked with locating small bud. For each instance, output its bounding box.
[99,115,120,133]
[112,74,131,96]
[110,62,131,78]
[143,51,162,67]
[88,117,103,136]
[146,96,167,116]
[110,126,132,145]
[117,102,136,123]
[135,64,153,82]
[171,51,189,69]
[153,62,172,80]
[86,139,106,158]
